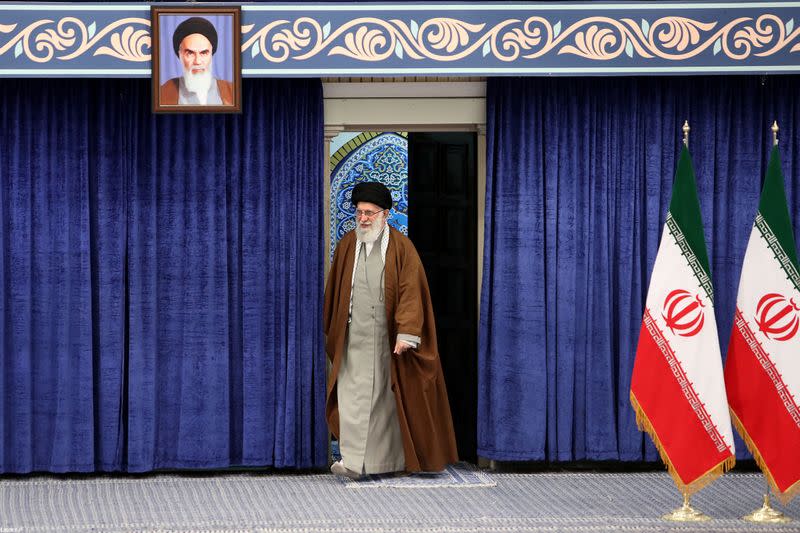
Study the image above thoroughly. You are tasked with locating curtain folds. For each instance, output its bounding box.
[0,78,326,472]
[479,75,800,462]
[6,74,798,471]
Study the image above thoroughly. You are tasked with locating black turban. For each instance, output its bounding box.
[172,17,218,56]
[351,182,392,210]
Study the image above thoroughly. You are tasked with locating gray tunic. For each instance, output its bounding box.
[337,240,405,474]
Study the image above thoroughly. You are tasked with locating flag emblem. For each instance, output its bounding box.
[662,289,706,337]
[755,293,799,342]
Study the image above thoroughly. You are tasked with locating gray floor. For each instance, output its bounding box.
[1,469,799,532]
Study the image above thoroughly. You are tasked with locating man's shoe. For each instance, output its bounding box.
[330,460,362,480]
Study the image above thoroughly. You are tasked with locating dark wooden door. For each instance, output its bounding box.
[408,132,477,462]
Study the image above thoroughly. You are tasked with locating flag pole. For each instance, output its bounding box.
[661,120,712,523]
[740,120,791,525]
[682,120,690,147]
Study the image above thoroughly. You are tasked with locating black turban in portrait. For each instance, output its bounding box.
[351,182,393,210]
[172,17,218,56]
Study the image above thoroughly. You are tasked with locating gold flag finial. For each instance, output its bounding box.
[682,120,690,147]
[771,121,779,146]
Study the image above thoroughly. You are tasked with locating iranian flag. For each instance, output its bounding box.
[725,145,800,504]
[631,145,735,494]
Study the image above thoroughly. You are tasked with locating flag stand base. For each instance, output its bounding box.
[662,494,711,522]
[743,494,791,523]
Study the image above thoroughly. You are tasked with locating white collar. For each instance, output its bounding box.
[355,224,389,265]
[349,226,390,315]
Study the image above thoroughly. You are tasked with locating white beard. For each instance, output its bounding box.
[355,213,386,244]
[182,64,213,96]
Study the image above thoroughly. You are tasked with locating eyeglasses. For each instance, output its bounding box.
[354,209,385,219]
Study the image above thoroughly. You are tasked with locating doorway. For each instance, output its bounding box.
[408,132,478,462]
[323,79,486,464]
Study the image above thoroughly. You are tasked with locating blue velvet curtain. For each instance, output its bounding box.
[479,75,800,462]
[0,78,327,472]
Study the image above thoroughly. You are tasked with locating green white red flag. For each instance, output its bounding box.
[631,145,735,494]
[725,145,800,504]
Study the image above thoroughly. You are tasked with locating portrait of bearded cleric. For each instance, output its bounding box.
[151,7,241,113]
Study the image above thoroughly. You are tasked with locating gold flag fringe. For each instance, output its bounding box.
[630,392,735,496]
[729,407,800,505]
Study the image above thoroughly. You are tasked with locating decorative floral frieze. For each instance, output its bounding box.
[1,6,799,75]
[0,17,150,63]
[240,15,800,63]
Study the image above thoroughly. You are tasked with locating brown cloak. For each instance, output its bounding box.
[324,227,458,472]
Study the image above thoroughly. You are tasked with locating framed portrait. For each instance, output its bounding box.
[151,6,242,113]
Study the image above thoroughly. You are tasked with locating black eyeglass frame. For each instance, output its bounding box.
[354,208,387,219]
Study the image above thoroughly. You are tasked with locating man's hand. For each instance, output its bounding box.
[393,339,413,355]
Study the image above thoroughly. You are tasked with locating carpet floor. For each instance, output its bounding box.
[0,469,798,532]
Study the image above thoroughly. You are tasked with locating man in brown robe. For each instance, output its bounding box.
[324,181,458,479]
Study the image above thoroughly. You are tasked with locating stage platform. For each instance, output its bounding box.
[1,468,798,532]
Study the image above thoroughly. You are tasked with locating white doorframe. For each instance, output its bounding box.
[322,80,487,299]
